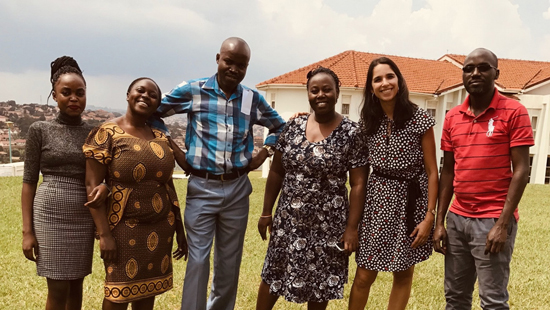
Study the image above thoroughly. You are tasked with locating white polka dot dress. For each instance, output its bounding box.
[356,108,435,272]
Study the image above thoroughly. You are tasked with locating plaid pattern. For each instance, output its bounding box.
[149,74,285,174]
[33,175,95,280]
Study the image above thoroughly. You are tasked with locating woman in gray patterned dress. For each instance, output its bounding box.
[349,57,438,310]
[256,67,368,310]
[21,56,109,310]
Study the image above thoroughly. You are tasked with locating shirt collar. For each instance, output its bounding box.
[202,74,243,100]
[459,88,499,117]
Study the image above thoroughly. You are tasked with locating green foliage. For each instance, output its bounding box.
[0,175,548,309]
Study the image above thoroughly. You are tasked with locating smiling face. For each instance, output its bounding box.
[371,64,399,105]
[463,49,499,96]
[307,72,339,115]
[52,73,86,117]
[216,39,250,96]
[126,79,160,117]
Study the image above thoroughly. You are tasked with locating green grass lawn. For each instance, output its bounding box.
[1,172,549,309]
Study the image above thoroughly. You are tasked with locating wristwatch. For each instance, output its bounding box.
[263,145,275,157]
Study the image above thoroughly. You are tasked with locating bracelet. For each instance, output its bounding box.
[260,214,272,218]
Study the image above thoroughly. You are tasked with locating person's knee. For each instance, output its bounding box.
[47,279,70,300]
[353,268,377,289]
[393,266,415,284]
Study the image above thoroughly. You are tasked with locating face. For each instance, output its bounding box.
[371,64,399,105]
[307,73,339,115]
[126,79,160,117]
[216,44,250,95]
[52,73,86,117]
[462,50,499,96]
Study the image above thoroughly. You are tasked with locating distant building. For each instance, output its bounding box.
[256,51,550,184]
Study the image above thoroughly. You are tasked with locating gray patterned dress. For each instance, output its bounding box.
[261,116,367,303]
[23,113,95,280]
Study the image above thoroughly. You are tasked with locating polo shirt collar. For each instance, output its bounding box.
[202,74,243,100]
[459,88,499,118]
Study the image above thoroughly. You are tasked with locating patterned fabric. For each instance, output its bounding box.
[356,108,435,272]
[261,116,367,303]
[148,74,286,174]
[83,122,179,303]
[23,113,95,280]
[441,89,534,221]
[33,175,95,280]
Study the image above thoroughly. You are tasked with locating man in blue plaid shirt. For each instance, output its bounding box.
[150,37,285,310]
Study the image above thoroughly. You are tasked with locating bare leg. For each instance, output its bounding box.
[307,301,329,310]
[65,278,84,310]
[45,278,70,310]
[102,298,128,310]
[256,280,279,310]
[131,297,155,310]
[387,266,415,310]
[348,267,378,310]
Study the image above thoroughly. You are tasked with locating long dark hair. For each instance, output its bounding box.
[48,56,85,102]
[360,57,417,136]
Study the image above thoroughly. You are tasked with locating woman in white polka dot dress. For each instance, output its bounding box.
[349,57,439,310]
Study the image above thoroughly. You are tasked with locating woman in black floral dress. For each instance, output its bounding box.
[255,67,368,310]
[349,57,439,310]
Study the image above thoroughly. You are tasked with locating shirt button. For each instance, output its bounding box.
[473,120,477,123]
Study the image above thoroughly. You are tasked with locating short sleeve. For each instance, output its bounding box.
[83,125,114,165]
[275,118,296,153]
[348,124,368,170]
[22,123,42,184]
[412,108,436,135]
[441,111,453,152]
[509,104,534,148]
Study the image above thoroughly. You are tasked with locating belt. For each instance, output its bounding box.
[190,168,249,181]
[371,170,421,235]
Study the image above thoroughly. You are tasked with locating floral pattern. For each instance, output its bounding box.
[261,116,367,303]
[356,108,436,272]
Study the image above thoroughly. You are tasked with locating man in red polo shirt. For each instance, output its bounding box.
[433,48,534,310]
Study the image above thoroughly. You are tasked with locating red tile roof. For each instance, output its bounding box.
[257,50,464,94]
[440,54,550,91]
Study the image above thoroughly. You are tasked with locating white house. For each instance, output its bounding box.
[256,51,550,184]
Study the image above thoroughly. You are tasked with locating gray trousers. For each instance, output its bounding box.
[444,212,517,310]
[180,174,252,310]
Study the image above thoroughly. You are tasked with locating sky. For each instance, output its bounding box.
[1,0,550,110]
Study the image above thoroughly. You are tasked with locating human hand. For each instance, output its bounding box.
[289,111,309,119]
[84,183,110,209]
[342,227,359,253]
[410,218,433,249]
[433,224,447,255]
[169,137,192,175]
[173,229,188,260]
[99,235,117,263]
[485,223,508,254]
[258,215,273,241]
[22,232,38,261]
[248,148,269,171]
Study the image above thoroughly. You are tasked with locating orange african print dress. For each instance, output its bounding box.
[83,122,180,303]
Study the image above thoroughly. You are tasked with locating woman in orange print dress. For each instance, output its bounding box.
[83,77,188,310]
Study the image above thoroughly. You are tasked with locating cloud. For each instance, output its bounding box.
[544,1,550,19]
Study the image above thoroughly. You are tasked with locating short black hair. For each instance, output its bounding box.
[306,67,341,94]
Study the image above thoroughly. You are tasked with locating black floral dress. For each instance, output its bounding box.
[261,116,367,303]
[356,108,435,272]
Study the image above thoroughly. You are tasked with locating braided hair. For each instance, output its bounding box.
[306,66,341,93]
[48,56,85,102]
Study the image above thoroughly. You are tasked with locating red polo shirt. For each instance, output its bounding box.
[441,89,534,220]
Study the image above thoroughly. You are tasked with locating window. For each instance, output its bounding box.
[341,95,351,117]
[341,104,350,116]
[270,93,276,109]
[427,108,436,118]
[531,116,537,141]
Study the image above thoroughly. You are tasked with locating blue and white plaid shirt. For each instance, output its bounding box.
[149,74,285,175]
